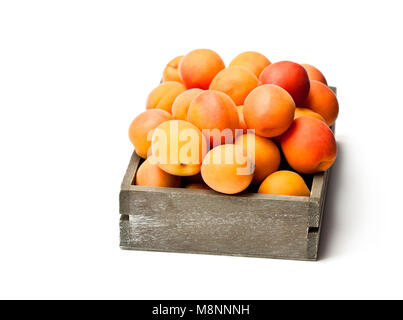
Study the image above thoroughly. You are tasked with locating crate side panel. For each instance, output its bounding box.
[307,167,332,259]
[120,190,311,260]
[120,215,130,248]
[121,152,141,189]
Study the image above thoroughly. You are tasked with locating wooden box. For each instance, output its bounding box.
[119,88,336,261]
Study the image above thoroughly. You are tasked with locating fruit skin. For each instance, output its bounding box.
[301,64,327,85]
[259,61,310,105]
[294,107,326,123]
[258,170,310,197]
[201,144,254,194]
[236,105,248,135]
[187,90,239,146]
[243,84,295,137]
[179,49,225,89]
[235,133,281,184]
[146,81,186,113]
[135,157,182,188]
[229,51,271,78]
[280,117,337,174]
[162,56,184,83]
[172,88,203,120]
[299,80,339,126]
[129,109,173,159]
[151,120,207,176]
[185,183,210,190]
[209,66,259,105]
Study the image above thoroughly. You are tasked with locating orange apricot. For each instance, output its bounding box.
[235,133,281,184]
[128,109,172,159]
[162,56,184,83]
[299,80,339,126]
[243,84,295,137]
[301,64,327,85]
[151,120,207,176]
[258,170,310,196]
[135,158,182,188]
[294,107,326,123]
[187,90,239,146]
[209,66,259,105]
[229,51,271,78]
[201,144,254,194]
[179,49,225,89]
[259,61,310,105]
[280,117,337,174]
[146,81,186,113]
[172,88,203,120]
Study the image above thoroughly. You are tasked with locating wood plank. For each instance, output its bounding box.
[119,188,313,260]
[120,188,311,216]
[120,151,141,189]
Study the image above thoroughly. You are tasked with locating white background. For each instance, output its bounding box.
[0,0,402,299]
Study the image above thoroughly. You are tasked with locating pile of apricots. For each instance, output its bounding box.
[129,49,338,196]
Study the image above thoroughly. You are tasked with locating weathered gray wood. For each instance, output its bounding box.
[119,87,337,261]
[119,190,312,259]
[119,156,321,261]
[307,170,330,259]
[121,151,141,189]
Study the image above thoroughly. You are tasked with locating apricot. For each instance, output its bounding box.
[280,117,337,174]
[129,109,172,159]
[151,120,207,176]
[172,88,203,120]
[235,133,281,184]
[299,80,339,126]
[258,171,310,197]
[201,144,254,194]
[301,64,327,85]
[259,61,310,105]
[146,81,186,113]
[185,183,210,190]
[243,84,295,137]
[294,107,326,123]
[236,105,248,135]
[209,66,259,105]
[135,158,181,188]
[187,90,239,146]
[162,56,184,83]
[229,51,271,78]
[179,49,225,89]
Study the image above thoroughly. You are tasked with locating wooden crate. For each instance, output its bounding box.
[119,88,336,261]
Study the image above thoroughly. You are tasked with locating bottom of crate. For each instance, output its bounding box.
[119,215,320,261]
[120,245,318,261]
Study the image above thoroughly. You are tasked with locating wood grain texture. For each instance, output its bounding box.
[120,184,312,258]
[119,152,325,261]
[121,151,140,189]
[119,87,337,261]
